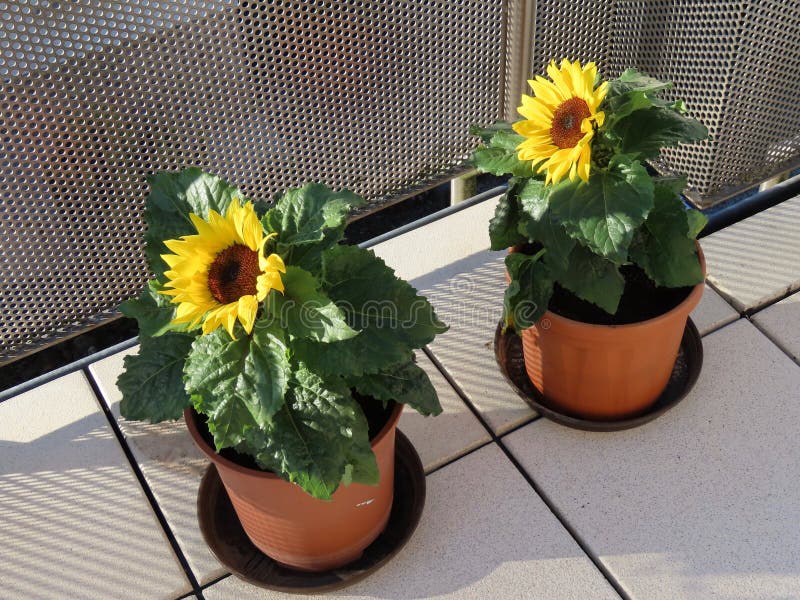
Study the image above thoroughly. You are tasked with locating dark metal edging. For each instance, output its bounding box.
[0,337,139,402]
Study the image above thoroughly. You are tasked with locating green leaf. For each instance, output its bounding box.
[515,180,576,273]
[293,246,447,377]
[237,367,376,500]
[264,183,365,272]
[117,333,195,422]
[557,245,625,314]
[628,182,705,287]
[183,320,290,450]
[352,361,442,416]
[615,106,708,159]
[266,266,357,342]
[548,159,654,264]
[608,68,673,97]
[470,147,534,177]
[470,121,534,178]
[503,251,553,330]
[687,209,708,239]
[120,280,192,337]
[143,168,246,278]
[469,121,515,143]
[488,186,527,251]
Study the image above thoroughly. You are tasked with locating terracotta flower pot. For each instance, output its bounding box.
[517,247,705,420]
[185,402,403,572]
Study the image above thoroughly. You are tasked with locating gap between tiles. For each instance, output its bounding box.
[200,573,232,593]
[82,367,206,600]
[746,315,800,368]
[421,348,629,600]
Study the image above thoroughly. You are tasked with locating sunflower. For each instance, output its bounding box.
[160,198,285,338]
[513,59,609,185]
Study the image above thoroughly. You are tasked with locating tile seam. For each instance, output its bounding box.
[82,367,205,599]
[746,316,800,367]
[421,348,629,600]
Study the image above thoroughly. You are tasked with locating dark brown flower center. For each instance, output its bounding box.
[550,97,591,149]
[207,244,259,304]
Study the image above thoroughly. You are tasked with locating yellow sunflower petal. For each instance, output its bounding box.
[529,75,564,107]
[236,295,258,334]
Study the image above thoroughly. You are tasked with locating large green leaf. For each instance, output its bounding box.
[237,367,376,500]
[488,185,527,251]
[119,280,193,337]
[557,245,625,315]
[628,182,705,287]
[603,69,673,124]
[470,121,534,178]
[293,245,447,377]
[615,106,708,160]
[183,320,290,450]
[143,169,247,278]
[516,181,576,273]
[470,121,516,144]
[352,360,442,416]
[548,158,654,265]
[263,183,365,272]
[117,333,195,422]
[503,251,553,330]
[266,266,357,342]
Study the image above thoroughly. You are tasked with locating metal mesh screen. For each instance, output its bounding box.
[529,0,800,205]
[0,0,509,364]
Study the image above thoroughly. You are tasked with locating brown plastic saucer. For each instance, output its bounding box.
[197,429,425,594]
[494,317,703,431]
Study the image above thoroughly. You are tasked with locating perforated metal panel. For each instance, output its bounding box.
[529,0,800,205]
[0,1,509,364]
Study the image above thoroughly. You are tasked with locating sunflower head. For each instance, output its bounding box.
[160,198,285,338]
[513,59,609,185]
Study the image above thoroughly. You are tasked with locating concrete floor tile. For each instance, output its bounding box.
[692,284,739,336]
[89,350,225,586]
[398,353,491,472]
[0,372,190,599]
[203,444,618,600]
[752,290,800,363]
[414,250,536,434]
[370,195,499,282]
[702,194,800,312]
[504,320,800,600]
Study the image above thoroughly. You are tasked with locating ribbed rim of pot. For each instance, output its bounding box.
[184,401,404,480]
[531,244,706,334]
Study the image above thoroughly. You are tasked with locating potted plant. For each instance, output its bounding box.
[471,59,708,420]
[116,167,446,571]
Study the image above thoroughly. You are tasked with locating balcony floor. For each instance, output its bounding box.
[2,193,799,600]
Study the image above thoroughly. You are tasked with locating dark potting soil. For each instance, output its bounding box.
[549,265,693,325]
[194,394,396,473]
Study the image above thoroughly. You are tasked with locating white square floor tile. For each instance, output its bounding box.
[89,350,224,586]
[398,353,490,472]
[414,250,537,434]
[702,194,800,312]
[752,290,800,364]
[369,195,499,282]
[202,443,619,600]
[0,372,190,599]
[504,320,800,600]
[692,284,739,336]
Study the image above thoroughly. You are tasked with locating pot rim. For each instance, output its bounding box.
[530,243,706,333]
[184,400,404,480]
